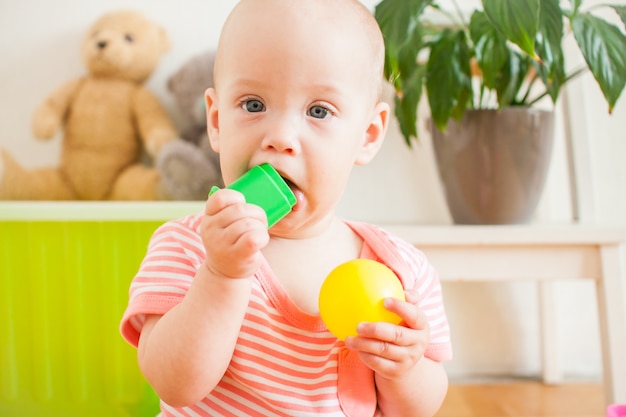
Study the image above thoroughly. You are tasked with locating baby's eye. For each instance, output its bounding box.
[308,105,331,119]
[242,99,265,113]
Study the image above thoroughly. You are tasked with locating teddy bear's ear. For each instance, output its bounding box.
[158,26,171,54]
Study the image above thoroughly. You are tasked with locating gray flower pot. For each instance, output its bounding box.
[431,108,555,224]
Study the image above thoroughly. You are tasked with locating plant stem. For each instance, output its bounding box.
[526,66,588,107]
[565,66,589,83]
[450,0,468,27]
[430,4,463,27]
[527,93,546,107]
[520,72,540,105]
[478,82,487,108]
[586,3,609,13]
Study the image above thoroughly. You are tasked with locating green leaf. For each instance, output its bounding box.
[375,0,434,143]
[396,20,425,80]
[610,5,626,30]
[469,11,509,89]
[495,49,532,107]
[483,0,540,59]
[450,78,473,121]
[394,65,426,145]
[426,29,473,131]
[374,0,429,46]
[534,0,566,103]
[375,0,430,87]
[571,12,626,111]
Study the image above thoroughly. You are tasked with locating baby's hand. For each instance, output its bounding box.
[200,189,269,279]
[344,289,429,380]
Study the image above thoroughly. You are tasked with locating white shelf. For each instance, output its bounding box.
[382,223,626,246]
[0,201,205,221]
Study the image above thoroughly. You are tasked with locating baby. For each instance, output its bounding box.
[121,0,452,416]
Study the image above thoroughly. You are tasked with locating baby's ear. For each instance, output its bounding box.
[355,101,390,165]
[205,88,220,153]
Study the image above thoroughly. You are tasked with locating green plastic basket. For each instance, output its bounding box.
[0,202,203,417]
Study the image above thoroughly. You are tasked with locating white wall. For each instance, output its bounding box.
[1,0,625,381]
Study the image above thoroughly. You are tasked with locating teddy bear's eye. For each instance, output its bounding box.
[124,34,134,43]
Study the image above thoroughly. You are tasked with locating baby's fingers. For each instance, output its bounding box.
[384,290,429,332]
[346,323,422,378]
[229,215,270,254]
[202,188,269,278]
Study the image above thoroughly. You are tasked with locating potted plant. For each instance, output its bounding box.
[374,0,626,224]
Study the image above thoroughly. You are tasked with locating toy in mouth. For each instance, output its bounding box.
[280,176,304,212]
[209,163,296,227]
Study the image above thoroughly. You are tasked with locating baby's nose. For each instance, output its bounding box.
[262,118,301,154]
[262,136,298,155]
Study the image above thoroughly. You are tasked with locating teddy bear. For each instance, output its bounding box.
[156,51,222,200]
[0,10,178,200]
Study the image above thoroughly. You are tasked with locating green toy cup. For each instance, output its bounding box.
[209,163,296,228]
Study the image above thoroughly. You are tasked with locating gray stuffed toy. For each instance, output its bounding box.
[157,51,222,200]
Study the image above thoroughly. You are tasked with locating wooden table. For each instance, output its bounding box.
[385,224,626,406]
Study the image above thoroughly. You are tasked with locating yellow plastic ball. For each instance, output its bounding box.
[318,259,405,340]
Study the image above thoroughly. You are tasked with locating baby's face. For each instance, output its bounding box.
[207,0,388,237]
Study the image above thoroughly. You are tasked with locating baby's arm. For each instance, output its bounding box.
[345,290,448,417]
[376,356,448,417]
[137,190,269,407]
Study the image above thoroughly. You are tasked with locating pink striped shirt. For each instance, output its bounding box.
[120,214,452,416]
